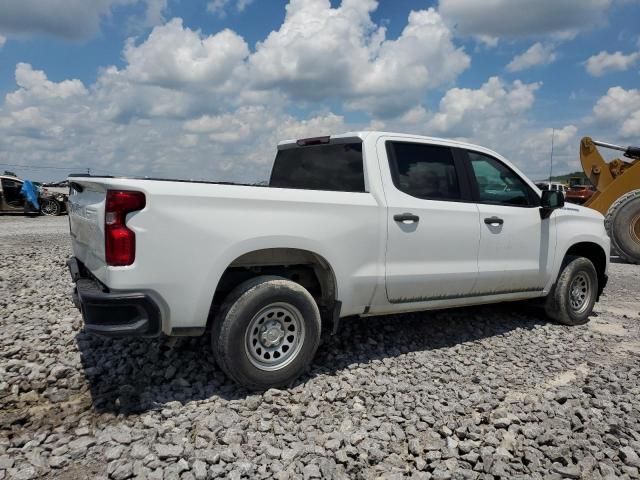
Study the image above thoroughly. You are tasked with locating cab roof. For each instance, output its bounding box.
[278,131,504,157]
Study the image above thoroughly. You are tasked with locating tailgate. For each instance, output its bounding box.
[68,180,108,279]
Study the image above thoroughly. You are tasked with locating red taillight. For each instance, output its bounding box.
[105,190,146,266]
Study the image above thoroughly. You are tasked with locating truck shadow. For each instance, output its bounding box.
[76,302,549,414]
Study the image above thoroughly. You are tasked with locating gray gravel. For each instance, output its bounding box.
[2,215,640,480]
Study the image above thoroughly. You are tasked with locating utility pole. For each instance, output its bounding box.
[87,167,91,176]
[548,128,555,183]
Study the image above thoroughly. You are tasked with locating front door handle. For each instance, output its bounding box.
[394,213,420,223]
[484,216,504,225]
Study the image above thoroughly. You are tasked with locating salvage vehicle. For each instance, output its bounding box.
[535,182,569,195]
[67,132,610,389]
[0,172,69,216]
[565,185,596,205]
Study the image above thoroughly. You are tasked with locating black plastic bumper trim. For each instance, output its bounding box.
[170,327,206,336]
[68,257,161,338]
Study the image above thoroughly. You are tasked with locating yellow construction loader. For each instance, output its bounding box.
[580,137,640,264]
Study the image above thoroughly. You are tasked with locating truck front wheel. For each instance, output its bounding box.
[545,256,598,326]
[212,276,322,390]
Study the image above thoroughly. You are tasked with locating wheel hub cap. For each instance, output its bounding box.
[569,272,590,313]
[245,302,306,371]
[260,321,285,347]
[42,201,56,214]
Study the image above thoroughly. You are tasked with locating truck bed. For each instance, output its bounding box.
[68,175,383,335]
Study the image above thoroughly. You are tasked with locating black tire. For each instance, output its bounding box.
[40,198,61,216]
[545,256,598,326]
[605,190,640,264]
[212,276,321,390]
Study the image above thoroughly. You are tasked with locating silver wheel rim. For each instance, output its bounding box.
[569,272,591,314]
[245,302,305,371]
[41,200,58,215]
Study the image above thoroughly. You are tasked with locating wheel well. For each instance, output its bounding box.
[564,242,607,296]
[210,248,337,322]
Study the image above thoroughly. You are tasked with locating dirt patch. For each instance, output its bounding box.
[589,320,628,336]
[544,363,590,388]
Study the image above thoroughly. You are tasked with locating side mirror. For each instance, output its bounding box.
[540,190,564,219]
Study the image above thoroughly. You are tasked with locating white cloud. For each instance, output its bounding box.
[621,112,640,139]
[0,0,169,40]
[83,18,254,124]
[0,66,91,143]
[522,125,578,159]
[593,86,640,138]
[144,0,168,27]
[1,2,571,183]
[512,125,580,179]
[183,107,270,143]
[207,0,231,17]
[277,112,346,143]
[121,19,249,89]
[207,0,254,17]
[585,50,640,76]
[6,63,87,109]
[237,0,254,11]
[0,35,6,48]
[2,1,471,125]
[249,0,469,117]
[0,60,344,182]
[507,43,557,72]
[593,86,640,121]
[365,76,572,178]
[0,0,135,40]
[439,0,611,41]
[475,35,499,48]
[426,77,541,138]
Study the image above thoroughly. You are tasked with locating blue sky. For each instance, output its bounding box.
[0,0,639,182]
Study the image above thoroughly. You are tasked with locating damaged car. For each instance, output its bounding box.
[0,171,69,216]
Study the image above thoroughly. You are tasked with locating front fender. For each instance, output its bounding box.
[545,211,610,293]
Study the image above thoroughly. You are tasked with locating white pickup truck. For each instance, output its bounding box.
[67,131,609,389]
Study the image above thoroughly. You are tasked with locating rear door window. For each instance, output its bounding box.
[269,142,365,192]
[386,142,462,201]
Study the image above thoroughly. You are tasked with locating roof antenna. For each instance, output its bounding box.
[548,128,555,183]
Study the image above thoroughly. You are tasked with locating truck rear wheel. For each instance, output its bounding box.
[605,190,640,264]
[545,256,598,326]
[212,276,321,390]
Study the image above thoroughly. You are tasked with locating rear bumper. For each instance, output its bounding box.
[68,257,161,337]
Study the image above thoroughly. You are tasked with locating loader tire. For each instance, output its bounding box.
[545,256,598,326]
[605,189,640,264]
[212,276,321,390]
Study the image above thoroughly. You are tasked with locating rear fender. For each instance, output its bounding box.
[195,236,340,326]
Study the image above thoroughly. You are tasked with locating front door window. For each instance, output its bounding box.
[468,152,535,207]
[1,179,25,208]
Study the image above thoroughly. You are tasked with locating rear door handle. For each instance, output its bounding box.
[484,216,504,225]
[394,213,420,223]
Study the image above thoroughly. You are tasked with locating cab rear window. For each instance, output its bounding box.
[269,143,365,192]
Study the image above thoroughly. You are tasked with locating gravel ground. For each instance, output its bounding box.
[1,215,640,480]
